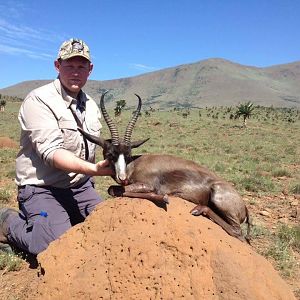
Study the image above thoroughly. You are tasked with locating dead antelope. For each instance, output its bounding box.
[79,92,250,242]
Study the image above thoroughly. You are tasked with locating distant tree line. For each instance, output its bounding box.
[0,93,23,102]
[0,93,23,112]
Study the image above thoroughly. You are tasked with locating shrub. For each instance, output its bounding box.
[0,188,12,204]
[238,174,276,193]
[290,183,300,194]
[0,252,23,272]
[271,168,292,178]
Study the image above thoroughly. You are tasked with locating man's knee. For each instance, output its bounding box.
[27,216,71,255]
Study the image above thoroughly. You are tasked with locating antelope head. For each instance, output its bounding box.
[78,92,149,185]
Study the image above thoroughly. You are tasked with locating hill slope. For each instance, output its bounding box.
[1,58,300,108]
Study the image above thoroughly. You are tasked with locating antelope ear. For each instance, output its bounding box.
[131,138,150,149]
[77,127,107,149]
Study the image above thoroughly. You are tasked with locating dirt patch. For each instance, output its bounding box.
[0,137,18,149]
[0,262,37,300]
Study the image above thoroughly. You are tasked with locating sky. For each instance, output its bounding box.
[0,0,299,89]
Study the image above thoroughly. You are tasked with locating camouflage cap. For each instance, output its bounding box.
[57,38,91,62]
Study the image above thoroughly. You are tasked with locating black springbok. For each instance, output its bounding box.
[78,92,250,242]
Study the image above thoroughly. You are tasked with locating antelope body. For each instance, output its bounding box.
[79,92,250,242]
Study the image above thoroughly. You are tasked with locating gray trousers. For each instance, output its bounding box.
[7,178,102,255]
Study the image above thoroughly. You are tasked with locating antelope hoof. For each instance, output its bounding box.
[190,206,208,216]
[108,185,125,197]
[163,194,169,204]
[191,209,201,216]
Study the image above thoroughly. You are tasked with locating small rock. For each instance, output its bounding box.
[278,217,289,224]
[290,200,299,206]
[260,210,270,217]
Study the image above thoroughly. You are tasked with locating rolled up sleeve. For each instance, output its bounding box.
[19,96,64,166]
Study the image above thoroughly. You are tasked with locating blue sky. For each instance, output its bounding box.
[0,0,299,89]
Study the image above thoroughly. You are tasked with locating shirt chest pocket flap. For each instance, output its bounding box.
[88,121,101,135]
[58,119,80,151]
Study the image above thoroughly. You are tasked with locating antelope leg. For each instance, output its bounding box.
[108,184,169,204]
[124,182,156,193]
[190,204,246,242]
[123,191,169,204]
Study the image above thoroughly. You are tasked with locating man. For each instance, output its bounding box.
[0,38,113,255]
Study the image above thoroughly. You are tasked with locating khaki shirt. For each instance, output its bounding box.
[15,79,102,188]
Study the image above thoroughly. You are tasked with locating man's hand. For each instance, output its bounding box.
[95,159,114,176]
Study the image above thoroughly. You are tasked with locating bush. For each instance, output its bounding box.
[0,252,23,272]
[0,188,12,204]
[290,183,300,194]
[271,168,292,178]
[238,174,276,193]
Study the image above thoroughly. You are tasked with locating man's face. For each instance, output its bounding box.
[55,56,93,97]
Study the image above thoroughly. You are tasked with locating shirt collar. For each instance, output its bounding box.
[53,78,87,109]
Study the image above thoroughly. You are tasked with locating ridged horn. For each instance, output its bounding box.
[123,94,142,146]
[100,91,119,145]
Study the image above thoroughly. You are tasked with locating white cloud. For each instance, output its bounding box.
[0,0,26,19]
[0,18,64,43]
[0,44,51,60]
[130,63,156,71]
[0,1,66,60]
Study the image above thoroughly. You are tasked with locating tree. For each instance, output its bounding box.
[114,100,126,117]
[0,99,6,112]
[235,101,255,127]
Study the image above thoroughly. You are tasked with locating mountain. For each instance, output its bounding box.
[1,58,300,109]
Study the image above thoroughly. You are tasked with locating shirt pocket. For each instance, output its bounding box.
[87,121,101,136]
[58,119,81,153]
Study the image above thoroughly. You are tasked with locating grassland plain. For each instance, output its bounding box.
[0,101,299,299]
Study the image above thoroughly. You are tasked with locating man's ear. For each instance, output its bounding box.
[54,60,60,72]
[89,63,94,75]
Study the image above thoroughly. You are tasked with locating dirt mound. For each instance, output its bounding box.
[33,197,296,300]
[0,136,18,148]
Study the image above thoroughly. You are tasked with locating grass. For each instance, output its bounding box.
[277,225,300,252]
[248,221,270,239]
[0,188,13,204]
[264,225,300,277]
[0,149,18,181]
[272,168,292,178]
[291,183,300,194]
[236,174,277,193]
[265,239,296,277]
[0,252,23,272]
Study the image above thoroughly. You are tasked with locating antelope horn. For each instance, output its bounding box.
[123,94,142,146]
[100,91,119,145]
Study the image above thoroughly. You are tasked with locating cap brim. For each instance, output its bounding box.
[59,53,91,62]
